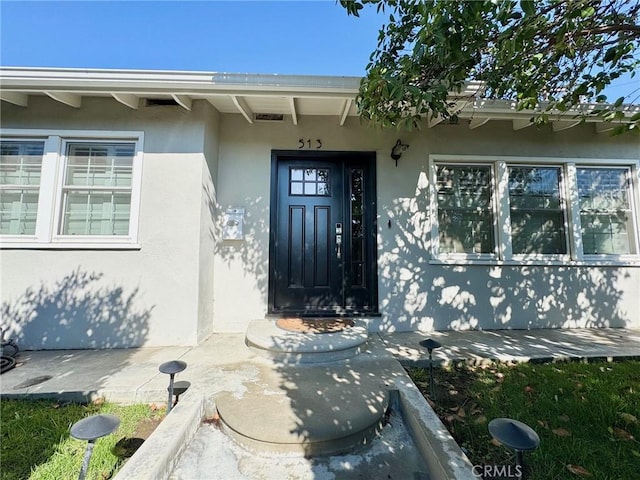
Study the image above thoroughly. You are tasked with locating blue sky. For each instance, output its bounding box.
[0,1,636,101]
[0,1,385,76]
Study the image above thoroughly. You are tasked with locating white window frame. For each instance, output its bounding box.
[429,154,640,266]
[0,138,47,237]
[0,129,144,249]
[574,164,639,262]
[505,163,570,262]
[429,161,500,261]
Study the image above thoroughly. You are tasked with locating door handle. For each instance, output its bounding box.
[335,223,342,260]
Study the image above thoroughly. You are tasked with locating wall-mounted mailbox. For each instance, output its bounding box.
[222,208,245,240]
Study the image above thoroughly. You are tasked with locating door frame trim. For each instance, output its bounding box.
[267,150,378,316]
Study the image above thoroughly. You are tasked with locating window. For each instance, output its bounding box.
[431,156,639,263]
[436,164,495,254]
[0,130,143,248]
[290,168,330,196]
[577,167,636,255]
[0,141,45,235]
[508,166,567,255]
[61,143,135,235]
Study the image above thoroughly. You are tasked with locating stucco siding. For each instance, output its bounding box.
[212,114,640,332]
[197,103,220,342]
[1,98,214,348]
[1,97,639,347]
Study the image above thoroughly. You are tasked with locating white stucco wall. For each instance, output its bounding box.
[1,97,218,348]
[2,96,639,349]
[212,114,640,333]
[198,104,220,342]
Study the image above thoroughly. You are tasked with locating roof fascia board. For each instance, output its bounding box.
[0,67,362,94]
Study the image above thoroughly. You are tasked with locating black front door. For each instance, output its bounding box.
[268,151,377,315]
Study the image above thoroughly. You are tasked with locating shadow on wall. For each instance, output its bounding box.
[377,170,633,331]
[203,164,634,332]
[1,268,152,350]
[206,183,270,298]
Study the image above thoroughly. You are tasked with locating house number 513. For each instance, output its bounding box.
[298,138,322,149]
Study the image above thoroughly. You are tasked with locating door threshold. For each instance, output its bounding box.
[265,312,381,319]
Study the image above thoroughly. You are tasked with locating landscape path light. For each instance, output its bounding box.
[70,413,120,480]
[159,360,187,414]
[170,380,191,404]
[419,338,441,400]
[488,417,540,479]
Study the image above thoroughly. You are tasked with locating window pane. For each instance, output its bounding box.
[508,166,567,254]
[577,168,635,254]
[290,167,330,196]
[510,211,566,254]
[61,191,131,235]
[0,189,39,234]
[60,142,135,237]
[0,141,44,235]
[436,164,494,254]
[438,209,494,253]
[317,182,329,195]
[350,169,365,286]
[291,182,303,195]
[65,143,134,187]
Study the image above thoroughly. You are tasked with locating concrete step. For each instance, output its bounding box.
[215,360,390,456]
[245,319,369,364]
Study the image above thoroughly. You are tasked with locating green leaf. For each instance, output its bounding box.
[520,0,535,16]
[340,0,639,135]
[604,48,618,63]
[580,6,596,18]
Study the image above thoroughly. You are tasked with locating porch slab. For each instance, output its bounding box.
[245,319,369,363]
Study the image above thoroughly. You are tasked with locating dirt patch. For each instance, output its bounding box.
[113,416,163,459]
[276,317,355,334]
[134,416,163,440]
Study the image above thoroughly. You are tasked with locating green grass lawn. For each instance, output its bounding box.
[407,360,640,479]
[0,399,163,480]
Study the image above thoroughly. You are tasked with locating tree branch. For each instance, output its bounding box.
[579,24,640,36]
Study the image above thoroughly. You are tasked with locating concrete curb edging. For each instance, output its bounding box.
[113,376,479,480]
[394,377,477,480]
[113,389,207,480]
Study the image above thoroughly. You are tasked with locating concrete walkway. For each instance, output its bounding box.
[2,328,640,403]
[2,327,639,480]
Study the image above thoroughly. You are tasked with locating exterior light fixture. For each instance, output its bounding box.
[159,360,187,414]
[419,338,442,400]
[70,414,120,480]
[488,418,540,479]
[390,139,409,167]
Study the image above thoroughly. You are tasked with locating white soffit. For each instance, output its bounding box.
[244,96,290,114]
[1,67,638,129]
[205,95,237,113]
